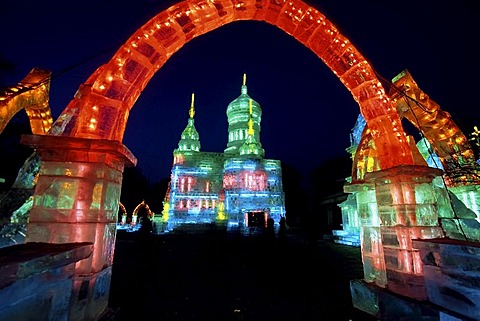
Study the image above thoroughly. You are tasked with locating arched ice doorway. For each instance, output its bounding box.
[17,1,477,319]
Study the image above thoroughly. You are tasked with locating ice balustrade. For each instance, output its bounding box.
[0,0,477,318]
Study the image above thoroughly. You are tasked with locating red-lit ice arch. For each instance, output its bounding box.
[52,0,415,170]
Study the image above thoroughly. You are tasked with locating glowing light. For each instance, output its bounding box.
[88,118,97,130]
[189,93,195,118]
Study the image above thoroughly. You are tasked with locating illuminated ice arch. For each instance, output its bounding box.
[15,2,479,317]
[132,200,155,223]
[350,70,478,186]
[49,0,416,170]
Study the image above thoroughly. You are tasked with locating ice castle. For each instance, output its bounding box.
[161,75,285,231]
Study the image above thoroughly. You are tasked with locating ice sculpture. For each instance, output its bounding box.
[344,71,480,302]
[1,1,476,319]
[162,75,285,231]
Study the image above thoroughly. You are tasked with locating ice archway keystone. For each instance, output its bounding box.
[51,0,415,170]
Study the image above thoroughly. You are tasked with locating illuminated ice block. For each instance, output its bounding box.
[264,0,288,24]
[383,247,422,274]
[413,238,480,319]
[26,222,116,274]
[439,218,480,242]
[380,226,444,251]
[307,19,339,59]
[344,183,379,227]
[292,6,327,44]
[385,269,428,301]
[360,165,448,299]
[448,185,480,220]
[0,243,92,321]
[361,226,387,287]
[275,1,311,35]
[338,193,360,237]
[30,173,122,223]
[21,135,135,277]
[70,266,112,321]
[366,165,444,227]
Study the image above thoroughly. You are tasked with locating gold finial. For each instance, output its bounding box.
[189,93,195,118]
[243,73,247,86]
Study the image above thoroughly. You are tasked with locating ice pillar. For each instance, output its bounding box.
[365,165,446,300]
[345,182,386,287]
[21,134,136,321]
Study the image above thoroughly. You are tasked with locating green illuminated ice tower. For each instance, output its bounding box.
[175,93,201,153]
[224,74,264,157]
[222,74,285,227]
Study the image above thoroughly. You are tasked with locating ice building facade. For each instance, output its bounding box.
[162,76,285,231]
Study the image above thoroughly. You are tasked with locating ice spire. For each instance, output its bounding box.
[176,93,200,152]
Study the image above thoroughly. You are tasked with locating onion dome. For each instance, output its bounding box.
[224,74,263,156]
[175,93,200,152]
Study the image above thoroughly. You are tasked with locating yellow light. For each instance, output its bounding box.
[189,93,195,118]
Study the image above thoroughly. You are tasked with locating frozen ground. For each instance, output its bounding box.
[108,227,377,321]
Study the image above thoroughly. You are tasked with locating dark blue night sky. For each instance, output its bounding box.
[1,0,478,185]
